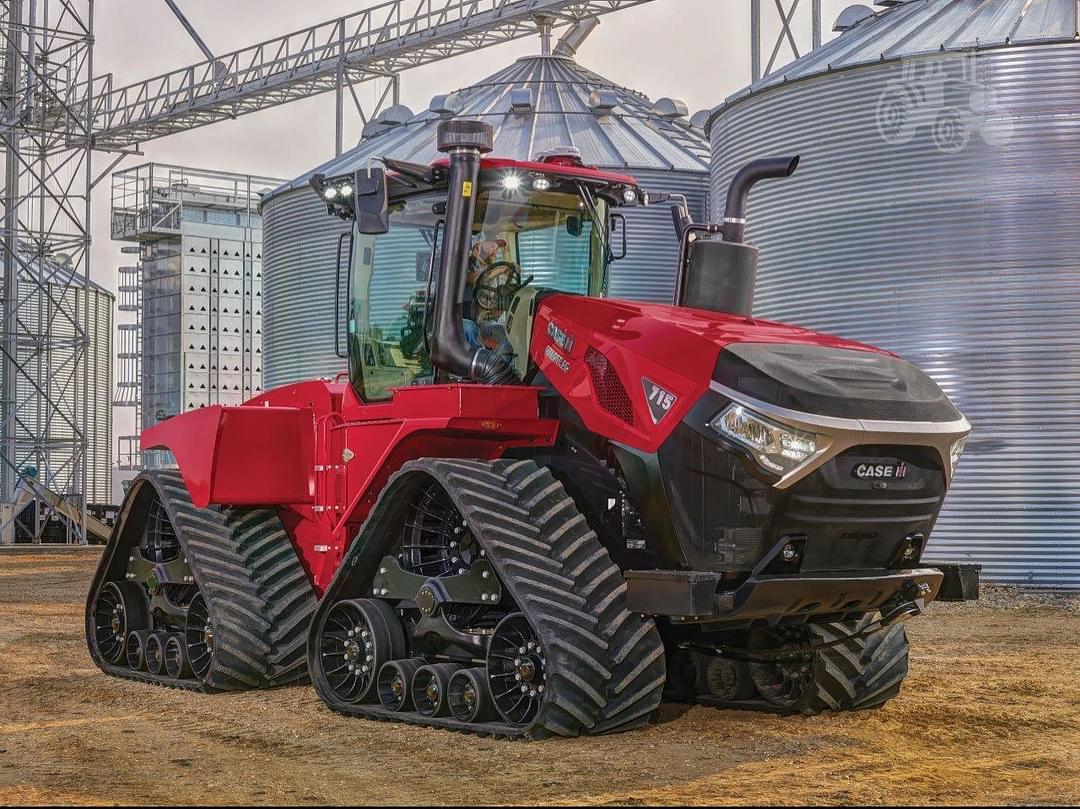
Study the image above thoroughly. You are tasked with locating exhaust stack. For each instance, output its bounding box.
[676,155,799,317]
[721,156,800,243]
[430,120,520,385]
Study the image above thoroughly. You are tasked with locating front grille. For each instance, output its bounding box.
[656,421,948,575]
[773,446,947,572]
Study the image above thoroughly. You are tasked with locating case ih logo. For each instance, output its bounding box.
[853,462,908,481]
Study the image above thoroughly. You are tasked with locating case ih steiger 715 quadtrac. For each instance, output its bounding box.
[87,119,974,739]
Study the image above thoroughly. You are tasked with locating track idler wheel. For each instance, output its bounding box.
[91,581,149,665]
[448,667,496,724]
[144,632,167,676]
[164,634,193,679]
[487,613,547,728]
[317,599,405,704]
[125,630,153,672]
[411,663,462,718]
[184,593,213,680]
[378,658,425,712]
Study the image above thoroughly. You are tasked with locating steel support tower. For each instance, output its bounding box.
[751,0,823,82]
[0,0,95,542]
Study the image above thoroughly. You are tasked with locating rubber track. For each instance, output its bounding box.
[672,616,910,715]
[86,470,316,692]
[804,616,910,714]
[496,459,665,734]
[313,458,663,739]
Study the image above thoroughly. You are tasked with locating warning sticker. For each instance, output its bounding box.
[462,181,473,198]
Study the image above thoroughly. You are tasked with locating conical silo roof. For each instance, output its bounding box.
[715,0,1078,114]
[266,53,707,200]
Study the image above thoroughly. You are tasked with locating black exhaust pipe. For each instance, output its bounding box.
[430,120,519,385]
[721,155,799,243]
[675,155,799,316]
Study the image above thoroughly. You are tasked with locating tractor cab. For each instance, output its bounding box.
[311,142,642,401]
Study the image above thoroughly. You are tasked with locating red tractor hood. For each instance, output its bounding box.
[531,294,888,454]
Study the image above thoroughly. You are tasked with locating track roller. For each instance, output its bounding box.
[447,667,496,724]
[411,663,461,717]
[378,658,425,712]
[125,630,153,672]
[164,634,193,679]
[144,633,167,676]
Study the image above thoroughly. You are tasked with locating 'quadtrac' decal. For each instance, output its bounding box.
[642,378,677,424]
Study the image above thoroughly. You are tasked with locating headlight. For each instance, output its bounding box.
[710,404,817,475]
[323,186,338,201]
[950,436,967,477]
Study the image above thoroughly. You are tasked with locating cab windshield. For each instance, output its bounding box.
[348,181,608,401]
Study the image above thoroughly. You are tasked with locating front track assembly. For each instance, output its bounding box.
[86,470,317,692]
[309,458,666,739]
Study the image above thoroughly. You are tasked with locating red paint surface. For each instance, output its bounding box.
[143,381,556,594]
[532,295,889,454]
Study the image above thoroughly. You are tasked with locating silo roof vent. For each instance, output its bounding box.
[689,109,711,132]
[429,92,463,116]
[834,4,876,32]
[377,104,413,126]
[589,89,619,113]
[511,88,535,113]
[652,97,689,119]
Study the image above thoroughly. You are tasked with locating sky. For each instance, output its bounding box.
[91,0,851,448]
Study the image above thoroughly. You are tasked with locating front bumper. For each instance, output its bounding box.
[625,566,950,624]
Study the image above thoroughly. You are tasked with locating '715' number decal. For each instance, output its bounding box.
[642,378,677,424]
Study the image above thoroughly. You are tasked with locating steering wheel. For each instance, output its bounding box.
[473,261,525,315]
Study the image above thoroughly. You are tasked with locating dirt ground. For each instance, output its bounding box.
[1,550,1078,807]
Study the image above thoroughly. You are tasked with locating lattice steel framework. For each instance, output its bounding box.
[751,0,823,82]
[0,0,95,540]
[85,0,657,150]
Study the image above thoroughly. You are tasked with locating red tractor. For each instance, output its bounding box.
[87,120,974,739]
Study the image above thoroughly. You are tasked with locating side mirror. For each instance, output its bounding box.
[609,213,628,261]
[566,215,583,238]
[353,168,390,235]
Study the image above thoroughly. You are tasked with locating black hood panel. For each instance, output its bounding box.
[715,342,961,422]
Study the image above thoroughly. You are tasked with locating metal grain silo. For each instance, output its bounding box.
[707,0,1080,588]
[4,254,113,506]
[261,47,708,389]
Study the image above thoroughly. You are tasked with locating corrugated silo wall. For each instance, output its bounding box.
[710,43,1080,588]
[261,189,350,390]
[262,169,707,388]
[608,169,708,303]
